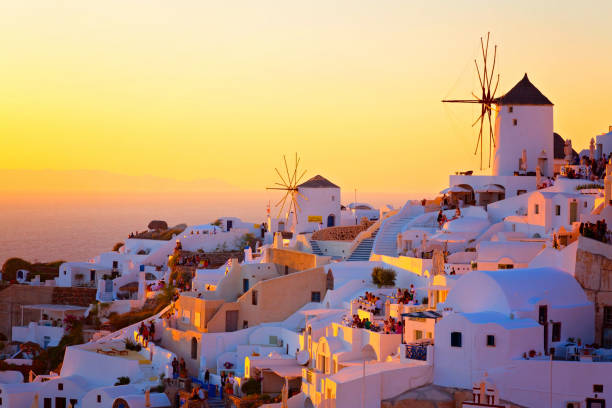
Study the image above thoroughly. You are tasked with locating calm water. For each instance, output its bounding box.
[0,191,412,265]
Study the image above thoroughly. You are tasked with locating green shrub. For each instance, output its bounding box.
[124,338,142,351]
[371,267,396,288]
[576,183,603,190]
[241,378,261,395]
[115,376,130,386]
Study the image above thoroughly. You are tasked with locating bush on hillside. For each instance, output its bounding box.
[241,378,262,395]
[371,267,396,288]
[115,376,130,386]
[1,258,65,282]
[237,233,259,251]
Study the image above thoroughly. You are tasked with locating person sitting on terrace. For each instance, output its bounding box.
[190,385,206,401]
[374,296,383,315]
[455,207,461,218]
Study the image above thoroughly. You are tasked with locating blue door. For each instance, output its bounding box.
[327,214,335,227]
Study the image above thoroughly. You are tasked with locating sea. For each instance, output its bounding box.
[0,191,413,265]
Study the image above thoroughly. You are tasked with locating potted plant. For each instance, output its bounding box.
[528,350,536,358]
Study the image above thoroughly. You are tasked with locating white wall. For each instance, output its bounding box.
[295,186,341,233]
[61,347,141,385]
[491,359,612,408]
[12,323,64,348]
[493,104,554,177]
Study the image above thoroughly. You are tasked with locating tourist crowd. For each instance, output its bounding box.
[579,220,610,244]
[138,320,156,343]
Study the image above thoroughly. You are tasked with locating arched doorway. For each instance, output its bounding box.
[327,214,335,227]
[361,344,377,362]
[191,337,198,360]
[456,184,475,206]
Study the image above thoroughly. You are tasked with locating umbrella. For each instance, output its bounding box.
[440,186,470,194]
[475,184,504,193]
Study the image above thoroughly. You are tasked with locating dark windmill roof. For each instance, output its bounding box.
[297,175,339,189]
[494,74,553,106]
[553,133,578,160]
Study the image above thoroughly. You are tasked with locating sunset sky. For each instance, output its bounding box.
[2,1,611,197]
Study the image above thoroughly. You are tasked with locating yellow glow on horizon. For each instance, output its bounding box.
[1,1,611,196]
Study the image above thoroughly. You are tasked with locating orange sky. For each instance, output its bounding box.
[1,1,611,197]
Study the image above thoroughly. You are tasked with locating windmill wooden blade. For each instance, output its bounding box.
[292,195,301,213]
[276,193,290,218]
[283,155,292,188]
[442,32,499,170]
[292,153,299,187]
[275,167,289,187]
[275,190,290,207]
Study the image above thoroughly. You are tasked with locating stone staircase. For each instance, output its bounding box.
[310,240,324,256]
[371,214,417,257]
[346,228,379,261]
[207,395,225,408]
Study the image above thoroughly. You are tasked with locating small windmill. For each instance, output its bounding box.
[443,32,500,169]
[266,154,308,227]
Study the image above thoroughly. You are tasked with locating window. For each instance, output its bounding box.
[55,397,66,408]
[194,312,201,328]
[450,332,462,347]
[415,330,423,340]
[552,322,562,342]
[191,337,198,359]
[555,205,561,216]
[269,336,278,345]
[44,398,52,408]
[517,189,527,196]
[97,395,102,403]
[243,321,249,329]
[539,305,548,325]
[534,204,539,215]
[284,265,289,275]
[584,201,588,208]
[58,383,64,391]
[486,335,495,347]
[311,292,321,302]
[508,106,513,113]
[593,384,604,393]
[243,278,249,293]
[498,264,514,270]
[604,307,612,324]
[513,119,518,126]
[252,290,258,305]
[331,195,335,201]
